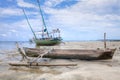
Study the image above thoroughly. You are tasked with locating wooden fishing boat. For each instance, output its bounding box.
[23,47,116,60]
[23,0,62,46]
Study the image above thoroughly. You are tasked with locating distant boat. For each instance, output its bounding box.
[23,0,62,46]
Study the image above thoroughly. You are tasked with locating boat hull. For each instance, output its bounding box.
[35,39,61,46]
[24,48,116,60]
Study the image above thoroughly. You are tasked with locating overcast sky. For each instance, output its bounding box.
[0,0,120,41]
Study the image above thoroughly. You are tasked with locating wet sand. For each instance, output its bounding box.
[0,41,120,80]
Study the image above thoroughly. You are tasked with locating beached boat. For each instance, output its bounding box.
[23,47,116,60]
[23,0,62,46]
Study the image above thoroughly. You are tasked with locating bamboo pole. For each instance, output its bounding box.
[16,42,29,61]
[9,62,77,66]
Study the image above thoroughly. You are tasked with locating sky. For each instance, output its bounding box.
[0,0,120,41]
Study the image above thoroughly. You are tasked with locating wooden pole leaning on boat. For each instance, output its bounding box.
[32,49,53,62]
[15,42,29,61]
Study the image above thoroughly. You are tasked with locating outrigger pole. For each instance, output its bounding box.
[22,9,37,39]
[37,0,49,38]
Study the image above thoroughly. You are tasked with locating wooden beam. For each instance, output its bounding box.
[104,33,107,49]
[9,62,77,66]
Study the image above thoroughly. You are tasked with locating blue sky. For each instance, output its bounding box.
[0,0,120,41]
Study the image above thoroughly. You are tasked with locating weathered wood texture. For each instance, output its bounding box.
[104,33,107,49]
[24,48,116,60]
[9,62,77,66]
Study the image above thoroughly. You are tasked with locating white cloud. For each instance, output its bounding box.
[0,15,46,41]
[0,8,22,16]
[44,7,120,28]
[0,34,7,37]
[0,0,120,40]
[7,0,13,2]
[9,29,17,33]
[44,0,65,7]
[86,0,119,7]
[71,0,120,14]
[17,0,37,8]
[42,0,120,40]
[0,7,39,18]
[84,0,115,5]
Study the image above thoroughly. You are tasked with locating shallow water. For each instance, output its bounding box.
[0,41,120,80]
[0,41,35,50]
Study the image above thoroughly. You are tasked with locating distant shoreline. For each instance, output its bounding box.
[0,40,120,42]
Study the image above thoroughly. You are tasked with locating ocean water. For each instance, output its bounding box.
[0,41,35,50]
[0,41,35,63]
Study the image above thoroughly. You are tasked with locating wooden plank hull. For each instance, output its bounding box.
[24,47,116,60]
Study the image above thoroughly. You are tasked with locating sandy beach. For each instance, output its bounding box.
[0,41,120,80]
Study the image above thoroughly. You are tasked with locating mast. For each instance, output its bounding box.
[22,9,37,39]
[37,0,49,38]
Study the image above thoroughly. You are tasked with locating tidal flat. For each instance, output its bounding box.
[0,41,120,80]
